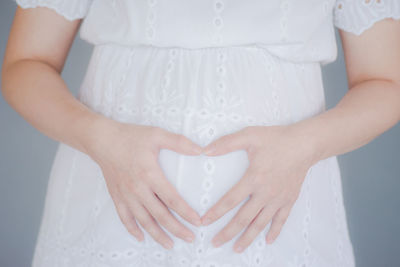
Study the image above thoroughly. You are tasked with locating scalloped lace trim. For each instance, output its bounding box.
[333,0,400,35]
[14,0,93,21]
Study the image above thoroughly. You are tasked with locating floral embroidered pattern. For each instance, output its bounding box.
[146,0,157,41]
[44,40,358,266]
[26,0,357,265]
[213,0,225,45]
[258,49,292,126]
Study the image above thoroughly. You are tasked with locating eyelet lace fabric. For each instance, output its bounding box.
[15,0,93,21]
[13,0,400,266]
[29,43,357,266]
[334,0,400,36]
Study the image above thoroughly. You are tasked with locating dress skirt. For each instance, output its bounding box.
[31,44,356,267]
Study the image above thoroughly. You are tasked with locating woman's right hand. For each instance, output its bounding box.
[3,4,201,250]
[85,117,203,250]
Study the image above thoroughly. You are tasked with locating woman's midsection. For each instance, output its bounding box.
[77,43,326,227]
[78,43,326,130]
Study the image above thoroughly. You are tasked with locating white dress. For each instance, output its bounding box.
[14,0,400,266]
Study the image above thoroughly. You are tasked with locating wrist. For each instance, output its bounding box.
[80,112,122,160]
[285,121,324,166]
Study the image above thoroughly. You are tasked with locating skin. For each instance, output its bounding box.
[201,18,400,252]
[2,6,400,253]
[1,6,203,250]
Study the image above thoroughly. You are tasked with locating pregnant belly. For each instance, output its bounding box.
[77,43,326,247]
[79,43,327,138]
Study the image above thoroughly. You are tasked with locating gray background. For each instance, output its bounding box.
[0,1,399,267]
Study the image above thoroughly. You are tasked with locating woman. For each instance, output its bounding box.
[2,0,400,266]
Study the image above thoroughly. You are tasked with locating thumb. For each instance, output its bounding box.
[203,129,249,156]
[158,130,203,155]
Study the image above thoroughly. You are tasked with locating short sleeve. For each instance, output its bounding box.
[14,0,94,21]
[333,0,400,35]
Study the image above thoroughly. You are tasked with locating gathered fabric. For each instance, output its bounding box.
[14,0,400,266]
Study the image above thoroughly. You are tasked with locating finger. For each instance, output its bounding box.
[114,200,144,242]
[203,127,250,156]
[150,168,202,226]
[139,187,196,243]
[201,171,253,225]
[211,195,264,247]
[128,197,174,250]
[233,203,279,253]
[158,129,203,155]
[265,204,292,244]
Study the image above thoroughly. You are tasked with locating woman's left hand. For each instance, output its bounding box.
[200,124,319,253]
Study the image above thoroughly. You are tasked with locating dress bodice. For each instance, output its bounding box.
[79,0,339,65]
[15,0,400,66]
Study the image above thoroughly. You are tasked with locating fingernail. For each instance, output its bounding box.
[212,239,221,247]
[193,146,202,154]
[136,234,144,242]
[185,235,194,242]
[190,212,202,226]
[194,218,202,226]
[165,240,174,250]
[202,217,211,225]
[234,245,243,253]
[204,146,215,155]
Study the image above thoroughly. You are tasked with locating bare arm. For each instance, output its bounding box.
[1,6,110,155]
[198,17,400,252]
[1,6,203,248]
[292,18,400,163]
